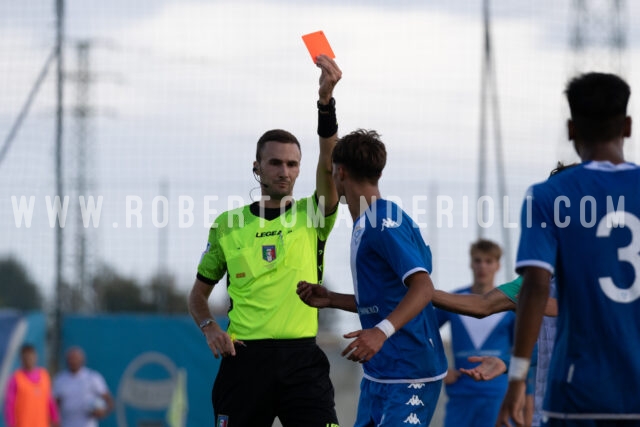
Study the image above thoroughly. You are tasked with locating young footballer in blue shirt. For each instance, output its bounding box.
[498,72,640,427]
[297,129,447,427]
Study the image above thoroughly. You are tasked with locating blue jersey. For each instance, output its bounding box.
[351,199,447,383]
[516,161,640,419]
[436,289,515,397]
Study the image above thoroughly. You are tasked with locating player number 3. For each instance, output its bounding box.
[596,210,640,303]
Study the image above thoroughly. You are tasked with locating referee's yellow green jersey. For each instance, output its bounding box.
[197,195,337,340]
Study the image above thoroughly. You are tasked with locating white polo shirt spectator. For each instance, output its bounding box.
[53,347,113,427]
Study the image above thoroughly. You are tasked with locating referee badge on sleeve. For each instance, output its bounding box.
[199,242,211,263]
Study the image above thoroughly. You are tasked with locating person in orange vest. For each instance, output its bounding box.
[3,343,59,427]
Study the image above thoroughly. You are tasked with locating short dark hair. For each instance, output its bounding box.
[470,239,502,260]
[255,129,300,161]
[565,72,630,144]
[549,161,579,177]
[332,129,386,184]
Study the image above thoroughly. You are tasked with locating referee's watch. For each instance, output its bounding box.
[199,318,215,331]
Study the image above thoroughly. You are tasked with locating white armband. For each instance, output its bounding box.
[375,319,396,338]
[507,356,530,382]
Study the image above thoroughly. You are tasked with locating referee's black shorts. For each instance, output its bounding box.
[212,337,340,427]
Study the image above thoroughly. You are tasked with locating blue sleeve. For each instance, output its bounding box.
[515,184,558,274]
[435,307,449,327]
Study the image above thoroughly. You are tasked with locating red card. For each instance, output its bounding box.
[302,31,335,63]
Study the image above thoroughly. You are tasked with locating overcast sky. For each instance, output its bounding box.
[2,1,640,329]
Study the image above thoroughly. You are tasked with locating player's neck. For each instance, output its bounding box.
[577,139,626,164]
[346,186,381,221]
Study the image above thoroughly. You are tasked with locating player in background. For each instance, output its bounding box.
[188,54,342,427]
[498,72,640,427]
[297,129,447,427]
[435,239,516,427]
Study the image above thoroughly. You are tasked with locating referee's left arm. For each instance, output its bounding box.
[189,278,236,358]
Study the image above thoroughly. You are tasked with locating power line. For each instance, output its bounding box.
[477,0,512,276]
[53,0,65,374]
[0,48,56,167]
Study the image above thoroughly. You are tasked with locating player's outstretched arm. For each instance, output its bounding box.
[460,356,507,381]
[188,279,236,358]
[315,54,341,214]
[297,281,357,312]
[433,288,515,318]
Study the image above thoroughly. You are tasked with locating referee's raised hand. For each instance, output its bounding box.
[316,54,341,105]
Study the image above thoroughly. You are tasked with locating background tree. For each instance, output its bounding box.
[92,265,188,313]
[145,273,188,313]
[0,257,43,310]
[93,265,153,312]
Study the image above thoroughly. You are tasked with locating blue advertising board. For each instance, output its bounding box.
[62,314,227,427]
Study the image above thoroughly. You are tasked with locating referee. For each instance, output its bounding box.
[188,54,342,427]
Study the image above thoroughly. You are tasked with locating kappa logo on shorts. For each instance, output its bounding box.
[406,395,425,406]
[216,415,229,427]
[262,245,276,262]
[403,412,422,424]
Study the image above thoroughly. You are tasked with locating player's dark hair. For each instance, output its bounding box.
[255,129,301,162]
[549,161,579,177]
[565,72,630,145]
[332,129,386,184]
[470,238,502,260]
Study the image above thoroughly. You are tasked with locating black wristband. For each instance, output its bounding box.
[317,98,338,138]
[317,97,336,112]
